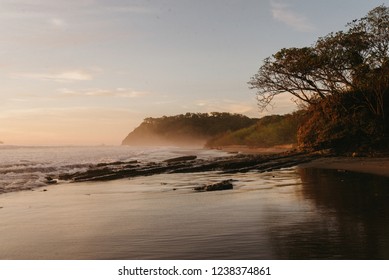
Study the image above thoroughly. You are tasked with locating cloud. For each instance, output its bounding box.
[58,88,149,98]
[1,1,157,50]
[49,18,67,29]
[11,70,94,82]
[270,0,315,32]
[1,0,156,18]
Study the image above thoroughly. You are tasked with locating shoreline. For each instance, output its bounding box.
[213,144,294,155]
[215,145,389,178]
[1,154,389,259]
[299,156,389,178]
[1,145,389,196]
[1,146,389,259]
[0,169,306,259]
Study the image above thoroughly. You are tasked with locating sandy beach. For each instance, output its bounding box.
[0,170,296,259]
[219,145,389,178]
[215,144,295,155]
[299,157,389,178]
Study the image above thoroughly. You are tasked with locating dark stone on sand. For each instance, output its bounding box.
[96,160,138,167]
[45,176,58,184]
[164,155,197,163]
[194,180,233,192]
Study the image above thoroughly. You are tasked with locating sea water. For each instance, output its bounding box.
[0,145,230,193]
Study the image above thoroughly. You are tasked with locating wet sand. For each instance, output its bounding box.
[0,171,287,259]
[299,157,389,177]
[216,144,294,155]
[1,154,389,259]
[218,145,389,178]
[220,144,389,177]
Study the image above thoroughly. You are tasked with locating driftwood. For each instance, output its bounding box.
[55,151,321,183]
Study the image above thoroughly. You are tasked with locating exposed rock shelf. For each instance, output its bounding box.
[56,151,321,183]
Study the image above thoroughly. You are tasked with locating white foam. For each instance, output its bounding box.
[0,146,228,193]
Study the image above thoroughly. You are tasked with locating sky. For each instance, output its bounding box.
[1,0,387,145]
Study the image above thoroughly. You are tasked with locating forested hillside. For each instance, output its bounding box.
[205,112,304,148]
[122,112,258,146]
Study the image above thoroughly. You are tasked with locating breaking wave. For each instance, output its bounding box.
[0,145,229,193]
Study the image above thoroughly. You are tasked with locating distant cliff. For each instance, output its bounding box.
[122,112,258,146]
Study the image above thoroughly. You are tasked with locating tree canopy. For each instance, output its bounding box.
[249,5,389,123]
[249,5,389,152]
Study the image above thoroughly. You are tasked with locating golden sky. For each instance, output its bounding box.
[0,0,384,145]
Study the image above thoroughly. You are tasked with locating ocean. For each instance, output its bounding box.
[0,145,230,193]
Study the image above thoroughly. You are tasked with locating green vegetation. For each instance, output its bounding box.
[205,112,304,148]
[122,112,258,146]
[122,6,389,152]
[249,5,389,152]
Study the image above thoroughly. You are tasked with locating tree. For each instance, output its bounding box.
[347,5,389,123]
[248,47,328,108]
[249,5,389,126]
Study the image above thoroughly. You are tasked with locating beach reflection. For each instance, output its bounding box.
[268,168,389,259]
[1,168,389,259]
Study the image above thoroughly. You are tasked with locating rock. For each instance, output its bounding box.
[45,176,58,184]
[164,155,197,163]
[194,180,233,192]
[96,160,138,167]
[55,151,320,184]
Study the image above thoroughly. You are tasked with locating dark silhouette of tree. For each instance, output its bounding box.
[249,6,389,151]
[347,5,389,123]
[249,5,389,125]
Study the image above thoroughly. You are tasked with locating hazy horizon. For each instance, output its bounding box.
[1,0,386,146]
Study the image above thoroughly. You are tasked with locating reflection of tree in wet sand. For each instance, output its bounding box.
[268,168,389,259]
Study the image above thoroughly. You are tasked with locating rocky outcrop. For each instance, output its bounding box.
[55,151,320,183]
[163,155,197,163]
